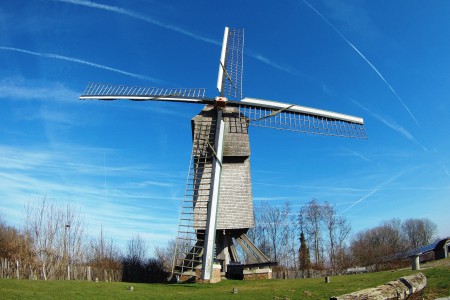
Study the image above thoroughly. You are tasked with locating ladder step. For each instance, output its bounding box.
[176,237,204,242]
[173,126,219,276]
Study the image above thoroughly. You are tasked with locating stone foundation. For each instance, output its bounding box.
[177,264,221,283]
[243,267,272,280]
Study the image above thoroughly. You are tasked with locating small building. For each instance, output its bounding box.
[408,238,450,270]
[434,238,450,260]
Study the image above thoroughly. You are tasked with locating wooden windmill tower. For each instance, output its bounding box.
[80,27,367,282]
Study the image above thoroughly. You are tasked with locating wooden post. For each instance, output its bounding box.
[87,266,91,281]
[15,260,19,280]
[67,265,71,280]
[42,263,47,281]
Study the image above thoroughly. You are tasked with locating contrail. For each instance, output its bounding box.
[342,172,403,213]
[54,0,297,75]
[0,46,163,83]
[246,50,298,75]
[302,0,420,127]
[351,97,427,151]
[54,0,221,46]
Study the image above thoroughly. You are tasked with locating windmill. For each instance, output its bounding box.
[80,27,367,282]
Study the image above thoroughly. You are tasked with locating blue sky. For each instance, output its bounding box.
[1,0,449,250]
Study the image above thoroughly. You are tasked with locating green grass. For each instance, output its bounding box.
[1,263,449,299]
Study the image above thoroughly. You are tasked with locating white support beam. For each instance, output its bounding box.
[201,109,225,281]
[217,27,229,97]
[241,97,364,125]
[80,95,205,103]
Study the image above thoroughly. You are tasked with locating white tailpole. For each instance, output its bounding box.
[201,109,225,281]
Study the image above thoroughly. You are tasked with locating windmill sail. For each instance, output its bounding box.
[217,28,244,99]
[232,98,367,138]
[80,82,208,103]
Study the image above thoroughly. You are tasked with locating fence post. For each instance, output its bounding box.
[87,266,91,281]
[1,258,4,278]
[42,262,47,281]
[15,260,20,279]
[67,265,70,280]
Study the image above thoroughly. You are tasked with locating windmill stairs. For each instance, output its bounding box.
[171,115,216,280]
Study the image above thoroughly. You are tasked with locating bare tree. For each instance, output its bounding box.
[402,218,437,249]
[300,199,324,268]
[154,239,176,273]
[323,203,337,272]
[247,203,270,261]
[122,234,148,283]
[88,227,122,270]
[382,219,407,253]
[333,217,351,272]
[0,214,33,262]
[126,234,148,265]
[350,219,407,269]
[63,202,85,266]
[24,196,86,280]
[257,202,292,264]
[323,203,351,274]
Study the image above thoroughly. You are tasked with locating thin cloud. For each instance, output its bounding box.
[246,49,298,75]
[54,0,296,76]
[0,46,162,83]
[351,98,427,151]
[339,147,372,162]
[342,171,403,213]
[0,78,79,101]
[54,0,221,46]
[301,0,420,127]
[444,166,450,177]
[0,144,181,248]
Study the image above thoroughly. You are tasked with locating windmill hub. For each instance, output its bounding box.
[214,96,228,108]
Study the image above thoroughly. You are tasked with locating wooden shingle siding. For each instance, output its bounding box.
[192,106,254,230]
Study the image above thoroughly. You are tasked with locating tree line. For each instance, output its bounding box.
[0,197,169,282]
[248,199,438,275]
[0,197,439,282]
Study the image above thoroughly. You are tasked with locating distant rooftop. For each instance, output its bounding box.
[408,238,450,257]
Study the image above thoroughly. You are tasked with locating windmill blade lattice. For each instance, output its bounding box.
[238,105,367,138]
[218,28,244,99]
[80,82,207,102]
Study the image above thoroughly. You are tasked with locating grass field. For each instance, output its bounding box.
[1,260,449,299]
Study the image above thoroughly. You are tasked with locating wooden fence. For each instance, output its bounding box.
[272,269,329,279]
[0,258,122,281]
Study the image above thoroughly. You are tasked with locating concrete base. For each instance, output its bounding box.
[227,263,274,280]
[411,255,420,270]
[177,264,221,283]
[243,267,272,280]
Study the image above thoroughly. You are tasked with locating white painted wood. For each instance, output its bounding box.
[201,109,225,281]
[80,95,205,103]
[217,27,229,96]
[241,97,364,124]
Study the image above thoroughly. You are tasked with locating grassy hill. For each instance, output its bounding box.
[1,259,449,299]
